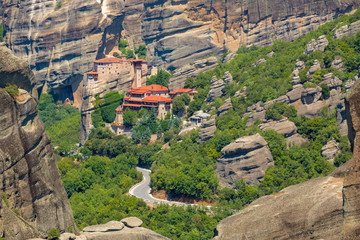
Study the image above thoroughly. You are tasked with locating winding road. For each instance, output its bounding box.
[129,167,204,207]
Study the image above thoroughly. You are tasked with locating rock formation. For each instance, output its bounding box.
[0,46,77,239]
[216,133,274,187]
[213,77,360,240]
[331,58,345,71]
[3,0,360,102]
[206,76,225,103]
[217,98,232,116]
[259,119,297,138]
[334,19,360,39]
[304,35,329,54]
[213,176,344,240]
[307,59,322,79]
[321,139,340,162]
[198,115,216,143]
[343,77,360,238]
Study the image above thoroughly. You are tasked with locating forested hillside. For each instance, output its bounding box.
[36,9,360,240]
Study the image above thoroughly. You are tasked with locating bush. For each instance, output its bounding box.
[55,1,62,10]
[172,96,185,115]
[265,102,287,120]
[146,70,171,87]
[123,108,137,127]
[135,44,146,59]
[48,228,60,240]
[320,84,330,99]
[4,83,19,97]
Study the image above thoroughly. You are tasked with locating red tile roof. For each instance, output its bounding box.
[115,109,123,112]
[86,70,98,75]
[169,88,193,94]
[142,95,172,103]
[127,84,169,94]
[94,57,123,63]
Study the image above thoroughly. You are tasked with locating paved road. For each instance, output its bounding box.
[129,167,203,207]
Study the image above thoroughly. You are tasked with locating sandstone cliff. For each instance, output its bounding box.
[0,45,77,239]
[2,0,360,103]
[213,78,360,240]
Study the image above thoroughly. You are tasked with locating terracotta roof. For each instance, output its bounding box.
[142,95,172,103]
[127,84,169,94]
[115,109,123,112]
[127,89,151,94]
[86,70,98,75]
[94,57,123,63]
[123,103,144,108]
[169,88,193,94]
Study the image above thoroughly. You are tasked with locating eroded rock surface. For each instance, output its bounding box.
[214,176,344,240]
[206,76,225,103]
[321,140,340,162]
[198,115,216,143]
[0,48,77,239]
[216,133,274,187]
[304,35,329,54]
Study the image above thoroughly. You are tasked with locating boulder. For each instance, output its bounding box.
[321,140,341,162]
[253,58,266,66]
[222,71,233,84]
[244,110,266,128]
[320,73,342,90]
[331,58,345,71]
[216,133,274,187]
[295,59,306,70]
[259,119,297,137]
[83,221,125,232]
[267,51,275,58]
[301,87,322,104]
[286,84,304,103]
[213,176,344,240]
[286,133,309,147]
[121,217,143,228]
[217,98,232,116]
[206,76,225,102]
[334,19,360,39]
[198,115,216,143]
[304,35,329,54]
[306,60,321,79]
[82,227,169,240]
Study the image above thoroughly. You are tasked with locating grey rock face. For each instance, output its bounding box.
[291,60,305,85]
[213,176,344,240]
[198,115,216,143]
[301,87,322,104]
[259,119,297,138]
[206,76,225,103]
[334,19,360,39]
[321,140,340,162]
[0,47,77,239]
[287,133,309,147]
[320,73,342,91]
[216,133,274,187]
[217,98,232,116]
[307,60,322,79]
[304,35,329,54]
[331,58,345,71]
[121,217,143,228]
[83,221,125,232]
[253,58,266,66]
[168,57,218,90]
[222,71,233,84]
[287,84,305,103]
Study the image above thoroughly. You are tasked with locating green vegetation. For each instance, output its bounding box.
[265,102,297,120]
[172,94,190,115]
[123,108,138,127]
[47,228,60,240]
[0,25,4,42]
[146,69,171,87]
[38,93,80,154]
[118,38,137,59]
[55,1,63,10]
[92,91,124,128]
[4,83,19,97]
[2,192,9,207]
[135,44,147,59]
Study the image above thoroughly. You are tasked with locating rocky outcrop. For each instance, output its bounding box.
[301,87,322,104]
[206,76,225,103]
[213,176,344,240]
[3,0,360,101]
[216,133,274,187]
[0,48,77,239]
[217,98,232,116]
[307,60,322,79]
[287,84,305,102]
[343,77,360,237]
[198,115,216,143]
[320,73,343,91]
[334,19,360,39]
[168,56,218,90]
[291,60,305,85]
[321,139,340,162]
[252,58,266,66]
[331,58,345,71]
[259,119,297,138]
[304,35,329,54]
[222,71,233,84]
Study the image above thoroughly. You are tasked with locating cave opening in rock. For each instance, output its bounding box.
[52,85,74,104]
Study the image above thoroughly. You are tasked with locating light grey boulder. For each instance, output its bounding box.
[259,119,297,138]
[216,133,274,187]
[121,217,143,228]
[304,35,328,54]
[83,221,125,232]
[206,76,225,102]
[331,58,345,71]
[321,140,341,162]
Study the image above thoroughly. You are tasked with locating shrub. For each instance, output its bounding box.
[4,83,19,97]
[48,228,60,240]
[320,84,330,99]
[146,70,171,87]
[123,108,137,126]
[55,1,63,10]
[265,102,287,120]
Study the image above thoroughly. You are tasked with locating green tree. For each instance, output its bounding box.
[146,70,171,87]
[172,96,185,115]
[123,108,137,126]
[48,228,60,240]
[135,44,146,59]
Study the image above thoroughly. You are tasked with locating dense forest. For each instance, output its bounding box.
[35,9,360,240]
